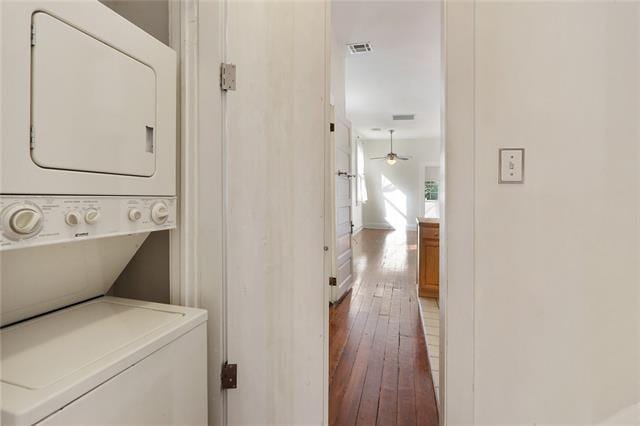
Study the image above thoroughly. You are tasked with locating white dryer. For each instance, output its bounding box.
[0,2,207,425]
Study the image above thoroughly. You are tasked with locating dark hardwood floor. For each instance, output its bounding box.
[329,229,439,426]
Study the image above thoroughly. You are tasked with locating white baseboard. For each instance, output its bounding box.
[352,225,364,236]
[363,222,394,230]
[364,223,417,231]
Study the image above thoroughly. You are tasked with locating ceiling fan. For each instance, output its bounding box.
[370,129,410,165]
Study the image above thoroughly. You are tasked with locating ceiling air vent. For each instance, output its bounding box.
[392,114,415,121]
[347,42,372,55]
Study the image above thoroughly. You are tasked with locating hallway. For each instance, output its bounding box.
[329,229,438,426]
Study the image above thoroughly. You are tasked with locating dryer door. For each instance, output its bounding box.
[31,12,156,177]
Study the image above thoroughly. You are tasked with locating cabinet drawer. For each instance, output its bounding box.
[422,225,439,241]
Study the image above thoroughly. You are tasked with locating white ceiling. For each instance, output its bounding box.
[332,1,441,140]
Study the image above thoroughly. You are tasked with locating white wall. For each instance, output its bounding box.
[362,138,439,230]
[330,29,346,122]
[445,2,640,424]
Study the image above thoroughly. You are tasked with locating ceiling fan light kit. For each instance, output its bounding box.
[371,129,410,166]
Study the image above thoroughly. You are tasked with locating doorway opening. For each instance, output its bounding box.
[326,1,443,424]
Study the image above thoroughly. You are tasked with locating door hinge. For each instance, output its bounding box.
[330,122,335,132]
[221,362,237,389]
[31,24,36,46]
[220,63,236,91]
[30,126,35,149]
[329,276,337,287]
[350,221,354,235]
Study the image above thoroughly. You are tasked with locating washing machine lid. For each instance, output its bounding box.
[0,297,207,426]
[1,299,180,389]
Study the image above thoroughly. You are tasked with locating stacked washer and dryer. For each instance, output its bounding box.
[1,2,207,425]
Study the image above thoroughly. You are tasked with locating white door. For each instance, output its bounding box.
[224,1,328,424]
[330,113,354,303]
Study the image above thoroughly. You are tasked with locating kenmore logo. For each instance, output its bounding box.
[74,232,89,237]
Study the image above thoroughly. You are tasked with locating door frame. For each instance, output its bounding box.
[169,1,226,424]
[440,0,477,424]
[168,1,480,425]
[322,4,332,421]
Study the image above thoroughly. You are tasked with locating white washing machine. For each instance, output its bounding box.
[0,2,207,425]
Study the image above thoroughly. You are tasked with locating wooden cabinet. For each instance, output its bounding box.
[417,218,439,299]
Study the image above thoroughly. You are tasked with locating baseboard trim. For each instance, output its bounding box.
[364,223,418,231]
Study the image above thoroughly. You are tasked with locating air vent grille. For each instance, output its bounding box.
[347,42,373,55]
[392,114,415,121]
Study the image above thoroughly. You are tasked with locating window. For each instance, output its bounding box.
[356,138,367,205]
[425,180,438,201]
[424,166,439,218]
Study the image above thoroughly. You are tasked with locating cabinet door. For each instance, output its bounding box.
[418,225,439,298]
[425,244,440,286]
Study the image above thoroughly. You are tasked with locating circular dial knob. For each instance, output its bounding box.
[85,209,100,225]
[128,208,143,222]
[151,202,169,225]
[10,208,42,235]
[65,211,82,226]
[1,203,44,240]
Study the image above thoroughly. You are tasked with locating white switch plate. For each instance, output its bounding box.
[499,148,524,183]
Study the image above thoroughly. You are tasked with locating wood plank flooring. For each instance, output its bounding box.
[329,229,439,426]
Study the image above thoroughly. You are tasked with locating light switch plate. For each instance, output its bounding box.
[499,148,525,183]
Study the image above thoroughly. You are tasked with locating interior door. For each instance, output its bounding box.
[224,1,328,424]
[331,115,354,303]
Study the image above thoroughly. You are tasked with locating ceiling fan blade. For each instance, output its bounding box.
[396,156,411,160]
[370,156,388,160]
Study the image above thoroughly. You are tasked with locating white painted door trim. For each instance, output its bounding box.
[169,2,226,425]
[168,0,181,307]
[322,2,332,420]
[168,0,199,308]
[441,1,476,425]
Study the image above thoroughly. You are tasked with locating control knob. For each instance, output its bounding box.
[65,211,82,226]
[2,203,44,240]
[85,209,100,225]
[128,208,143,222]
[151,202,169,225]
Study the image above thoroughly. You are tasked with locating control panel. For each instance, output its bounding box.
[0,196,176,251]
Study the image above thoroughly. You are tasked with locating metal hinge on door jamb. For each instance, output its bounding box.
[329,276,337,287]
[221,362,237,389]
[31,24,36,46]
[30,126,35,149]
[220,63,236,91]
